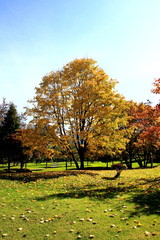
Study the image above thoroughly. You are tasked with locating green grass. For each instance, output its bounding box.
[1,161,159,172]
[0,161,108,172]
[0,167,160,239]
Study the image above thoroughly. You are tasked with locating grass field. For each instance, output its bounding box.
[1,160,159,172]
[0,166,160,240]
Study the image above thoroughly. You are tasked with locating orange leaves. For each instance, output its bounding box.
[151,78,160,94]
[128,101,160,150]
[137,125,160,148]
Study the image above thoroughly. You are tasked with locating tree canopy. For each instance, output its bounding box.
[20,58,130,169]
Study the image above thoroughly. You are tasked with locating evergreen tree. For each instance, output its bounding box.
[1,103,20,137]
[0,98,9,127]
[0,103,25,171]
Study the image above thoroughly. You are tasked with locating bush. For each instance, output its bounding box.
[111,163,127,178]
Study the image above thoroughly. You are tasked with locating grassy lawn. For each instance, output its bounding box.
[0,167,160,240]
[1,161,159,172]
[0,161,108,172]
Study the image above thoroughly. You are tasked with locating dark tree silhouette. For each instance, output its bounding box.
[0,103,25,171]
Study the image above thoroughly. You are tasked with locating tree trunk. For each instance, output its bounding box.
[75,160,80,170]
[80,159,84,170]
[20,160,24,170]
[113,170,122,179]
[7,158,11,172]
[106,161,109,168]
[143,151,148,168]
[150,153,153,168]
[79,147,85,170]
[129,151,132,169]
[70,153,80,170]
[136,154,143,168]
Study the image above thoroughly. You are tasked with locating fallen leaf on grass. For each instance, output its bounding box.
[87,218,93,222]
[89,235,95,239]
[77,235,82,239]
[17,228,23,231]
[151,232,157,236]
[137,223,142,227]
[134,220,140,223]
[144,231,150,236]
[2,233,8,237]
[110,224,116,228]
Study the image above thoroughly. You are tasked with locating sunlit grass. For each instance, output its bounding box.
[0,167,160,239]
[1,161,159,172]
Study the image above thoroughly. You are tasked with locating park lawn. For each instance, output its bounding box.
[0,167,160,240]
[1,161,159,172]
[0,161,108,172]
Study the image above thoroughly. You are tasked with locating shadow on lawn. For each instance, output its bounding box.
[35,184,135,202]
[129,190,160,216]
[128,177,160,216]
[34,175,160,216]
[0,170,98,182]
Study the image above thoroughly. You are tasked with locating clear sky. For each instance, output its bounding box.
[0,0,160,112]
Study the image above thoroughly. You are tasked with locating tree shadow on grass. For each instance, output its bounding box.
[129,190,160,216]
[34,175,160,216]
[35,184,135,202]
[0,170,98,182]
[127,177,160,216]
[102,176,116,180]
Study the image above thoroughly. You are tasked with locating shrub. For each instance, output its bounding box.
[111,163,127,178]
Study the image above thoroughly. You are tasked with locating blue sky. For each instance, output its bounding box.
[0,0,160,112]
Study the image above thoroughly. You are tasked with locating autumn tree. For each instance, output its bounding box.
[150,78,160,163]
[152,78,160,95]
[132,102,159,167]
[20,58,130,169]
[121,80,160,169]
[135,79,160,166]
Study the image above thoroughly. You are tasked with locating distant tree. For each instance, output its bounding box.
[0,103,26,171]
[150,78,160,163]
[1,103,20,137]
[0,98,9,127]
[117,100,160,169]
[19,58,130,170]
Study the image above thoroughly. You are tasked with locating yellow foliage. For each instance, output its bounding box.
[21,58,130,168]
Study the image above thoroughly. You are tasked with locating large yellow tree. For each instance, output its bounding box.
[21,58,130,169]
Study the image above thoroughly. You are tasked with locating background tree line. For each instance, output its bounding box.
[0,59,159,171]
